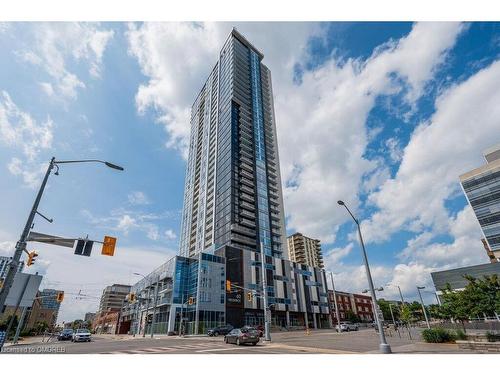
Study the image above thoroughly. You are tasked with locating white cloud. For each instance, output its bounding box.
[17,23,114,100]
[127,191,151,205]
[82,208,178,243]
[0,91,54,187]
[362,59,500,244]
[384,137,403,163]
[164,229,177,240]
[278,22,464,242]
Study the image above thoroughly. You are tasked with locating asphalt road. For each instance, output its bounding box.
[0,327,471,354]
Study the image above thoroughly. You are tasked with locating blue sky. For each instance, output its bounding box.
[1,22,499,321]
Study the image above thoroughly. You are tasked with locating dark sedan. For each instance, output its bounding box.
[207,325,233,337]
[57,329,74,341]
[224,328,260,346]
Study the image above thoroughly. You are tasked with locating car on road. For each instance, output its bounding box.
[207,324,233,337]
[58,328,74,341]
[224,327,260,346]
[336,322,359,332]
[72,328,91,342]
[242,325,263,337]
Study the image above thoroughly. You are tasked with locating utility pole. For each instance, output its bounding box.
[0,158,54,313]
[329,272,341,331]
[417,286,430,329]
[260,241,271,341]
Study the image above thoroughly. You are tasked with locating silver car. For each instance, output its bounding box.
[224,328,260,346]
[72,328,91,342]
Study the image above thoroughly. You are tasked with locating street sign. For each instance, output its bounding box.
[5,273,43,308]
[27,231,75,248]
[101,236,117,256]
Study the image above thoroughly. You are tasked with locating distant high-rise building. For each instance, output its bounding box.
[179,28,287,260]
[287,233,324,269]
[460,144,500,261]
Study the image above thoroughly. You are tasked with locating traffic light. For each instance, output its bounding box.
[128,292,136,303]
[26,251,38,266]
[247,292,253,302]
[74,239,93,256]
[101,236,117,256]
[226,280,231,292]
[56,291,64,303]
[188,297,194,305]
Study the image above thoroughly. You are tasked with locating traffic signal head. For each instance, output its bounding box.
[101,236,117,256]
[56,291,64,303]
[128,292,136,303]
[247,292,253,302]
[188,297,194,305]
[226,280,231,292]
[26,251,38,267]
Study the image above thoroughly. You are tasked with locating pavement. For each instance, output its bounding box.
[0,327,484,354]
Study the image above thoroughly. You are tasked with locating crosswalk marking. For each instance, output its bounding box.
[99,342,227,354]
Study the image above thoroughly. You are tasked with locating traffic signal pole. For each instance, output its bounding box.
[0,158,54,314]
[260,241,271,342]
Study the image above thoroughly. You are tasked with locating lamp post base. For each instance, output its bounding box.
[379,343,392,354]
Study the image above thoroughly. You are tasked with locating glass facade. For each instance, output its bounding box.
[250,49,273,258]
[461,158,500,253]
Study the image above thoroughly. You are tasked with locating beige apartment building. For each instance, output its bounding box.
[287,232,324,268]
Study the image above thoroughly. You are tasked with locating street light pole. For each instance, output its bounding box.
[329,272,341,331]
[151,274,161,338]
[0,157,123,314]
[417,286,431,329]
[338,200,391,354]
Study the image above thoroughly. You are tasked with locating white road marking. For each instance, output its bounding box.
[195,347,248,352]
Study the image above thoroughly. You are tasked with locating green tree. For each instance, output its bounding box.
[345,310,361,323]
[377,299,400,322]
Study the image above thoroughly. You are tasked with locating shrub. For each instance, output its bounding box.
[422,327,456,343]
[455,329,467,340]
[486,331,500,342]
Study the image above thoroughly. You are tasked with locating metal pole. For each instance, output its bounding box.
[341,203,391,354]
[329,272,341,332]
[142,279,152,337]
[260,241,271,341]
[13,306,28,344]
[417,287,430,329]
[0,157,54,313]
[179,301,184,337]
[151,275,160,338]
[397,286,404,305]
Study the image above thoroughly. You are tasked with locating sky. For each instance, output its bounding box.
[0,22,499,323]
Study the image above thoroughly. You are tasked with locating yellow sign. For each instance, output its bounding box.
[101,236,117,256]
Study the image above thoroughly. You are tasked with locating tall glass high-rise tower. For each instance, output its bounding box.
[179,29,287,260]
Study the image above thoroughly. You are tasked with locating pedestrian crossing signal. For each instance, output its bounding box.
[56,291,64,303]
[26,251,38,266]
[226,280,231,292]
[188,297,194,305]
[101,236,117,256]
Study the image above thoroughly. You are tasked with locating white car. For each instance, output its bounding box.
[336,322,359,332]
[72,328,91,342]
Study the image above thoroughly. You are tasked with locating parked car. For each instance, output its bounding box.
[57,329,74,341]
[336,322,359,332]
[207,325,233,337]
[224,327,260,346]
[72,328,91,342]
